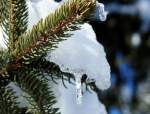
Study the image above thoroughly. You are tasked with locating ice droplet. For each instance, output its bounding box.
[96,2,108,21]
[75,74,82,104]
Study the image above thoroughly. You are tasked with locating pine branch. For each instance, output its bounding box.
[14,68,60,114]
[31,58,75,84]
[31,58,97,89]
[0,86,22,114]
[0,50,10,87]
[0,49,10,78]
[1,0,28,54]
[12,0,96,64]
[0,49,9,67]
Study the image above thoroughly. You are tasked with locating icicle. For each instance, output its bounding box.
[96,2,108,21]
[75,74,82,104]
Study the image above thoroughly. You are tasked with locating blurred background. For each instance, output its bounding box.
[91,0,150,114]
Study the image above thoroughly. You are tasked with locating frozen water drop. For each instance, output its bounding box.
[96,2,108,21]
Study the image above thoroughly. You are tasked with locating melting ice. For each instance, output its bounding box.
[75,74,82,104]
[96,2,108,21]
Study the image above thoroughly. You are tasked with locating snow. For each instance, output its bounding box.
[27,0,62,29]
[46,23,111,90]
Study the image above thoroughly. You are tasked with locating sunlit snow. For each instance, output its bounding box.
[46,23,111,90]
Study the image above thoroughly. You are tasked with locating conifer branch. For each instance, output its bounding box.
[32,59,97,89]
[0,49,9,78]
[14,68,60,114]
[31,58,75,83]
[0,86,22,114]
[1,0,28,54]
[12,0,96,64]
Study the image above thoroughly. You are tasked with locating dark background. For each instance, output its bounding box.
[91,0,150,114]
